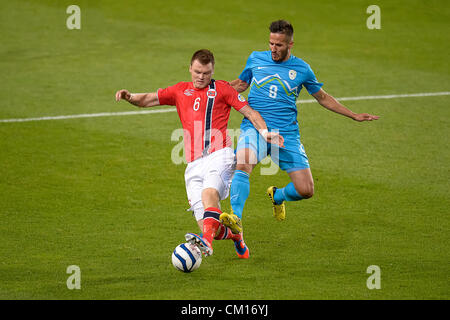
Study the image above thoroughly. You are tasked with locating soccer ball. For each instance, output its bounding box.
[172,243,202,272]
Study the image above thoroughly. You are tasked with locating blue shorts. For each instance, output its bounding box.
[235,124,310,173]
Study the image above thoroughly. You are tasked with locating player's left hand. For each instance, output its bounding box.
[266,132,285,148]
[353,113,380,122]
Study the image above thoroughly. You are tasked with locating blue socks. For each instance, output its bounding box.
[273,182,303,204]
[230,170,250,219]
[231,171,303,218]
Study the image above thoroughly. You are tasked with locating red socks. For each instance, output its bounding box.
[202,207,222,246]
[203,207,242,245]
[215,224,241,242]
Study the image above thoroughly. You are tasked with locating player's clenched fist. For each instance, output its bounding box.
[115,89,131,102]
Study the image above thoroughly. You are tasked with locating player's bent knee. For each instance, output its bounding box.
[201,188,220,208]
[235,148,257,173]
[235,163,254,174]
[297,183,314,199]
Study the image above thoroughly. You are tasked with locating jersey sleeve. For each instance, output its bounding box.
[222,83,248,111]
[157,83,180,106]
[238,52,255,84]
[303,65,323,95]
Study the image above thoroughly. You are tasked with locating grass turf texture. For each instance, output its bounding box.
[0,0,449,299]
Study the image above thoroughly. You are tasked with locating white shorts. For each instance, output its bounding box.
[185,147,235,221]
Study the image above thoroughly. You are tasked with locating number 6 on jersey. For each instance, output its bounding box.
[193,97,201,111]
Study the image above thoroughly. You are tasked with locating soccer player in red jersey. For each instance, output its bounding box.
[115,49,284,259]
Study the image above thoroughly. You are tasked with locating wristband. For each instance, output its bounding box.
[259,129,268,139]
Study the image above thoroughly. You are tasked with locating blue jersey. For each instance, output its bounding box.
[239,51,323,132]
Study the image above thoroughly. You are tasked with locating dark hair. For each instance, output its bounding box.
[269,20,294,40]
[191,49,215,66]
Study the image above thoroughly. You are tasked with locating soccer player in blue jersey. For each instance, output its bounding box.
[219,20,379,234]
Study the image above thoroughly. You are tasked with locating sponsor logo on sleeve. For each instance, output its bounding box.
[238,94,246,102]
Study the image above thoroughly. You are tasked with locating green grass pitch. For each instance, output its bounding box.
[0,0,449,299]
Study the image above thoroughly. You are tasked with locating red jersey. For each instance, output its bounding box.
[157,80,248,163]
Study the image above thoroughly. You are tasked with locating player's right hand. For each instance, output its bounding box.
[266,132,285,148]
[115,89,131,102]
[352,113,380,122]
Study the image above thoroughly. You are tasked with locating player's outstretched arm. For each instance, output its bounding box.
[312,89,379,122]
[238,105,285,147]
[115,89,160,108]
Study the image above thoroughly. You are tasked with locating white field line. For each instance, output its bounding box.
[0,91,449,123]
[297,91,450,103]
[0,108,177,123]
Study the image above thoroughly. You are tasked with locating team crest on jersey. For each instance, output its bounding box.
[184,89,195,96]
[289,70,297,80]
[207,89,217,98]
[237,94,246,102]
